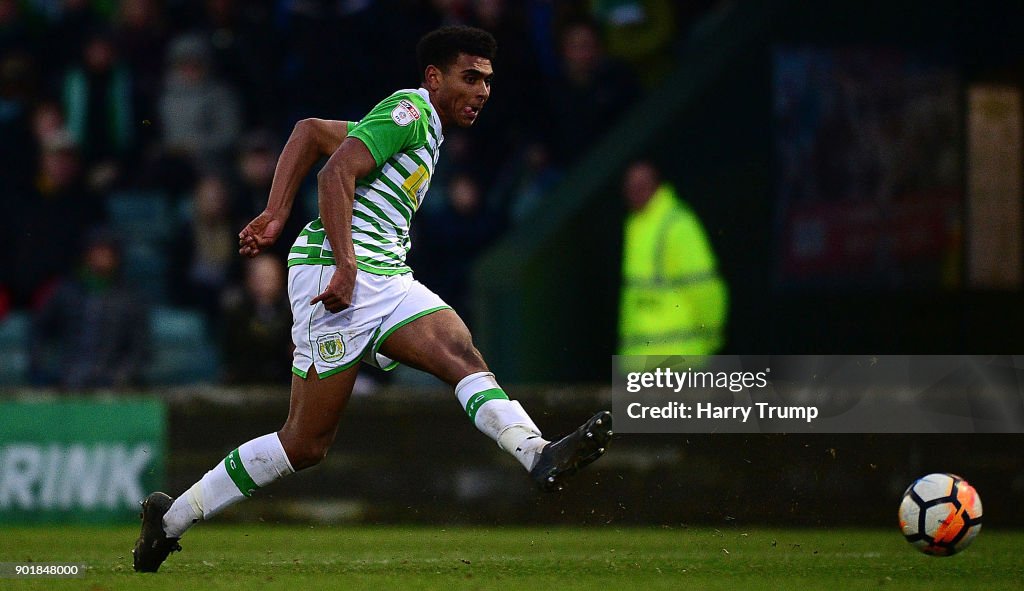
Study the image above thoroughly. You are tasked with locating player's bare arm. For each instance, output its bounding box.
[309,137,378,312]
[239,118,350,257]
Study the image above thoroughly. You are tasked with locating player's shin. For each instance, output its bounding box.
[162,433,295,537]
[454,371,549,471]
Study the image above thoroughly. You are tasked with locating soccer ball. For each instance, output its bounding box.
[898,473,983,556]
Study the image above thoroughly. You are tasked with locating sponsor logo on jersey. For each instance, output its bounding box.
[391,99,421,126]
[317,333,346,363]
[402,165,429,207]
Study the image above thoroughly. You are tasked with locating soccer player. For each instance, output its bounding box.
[133,25,612,573]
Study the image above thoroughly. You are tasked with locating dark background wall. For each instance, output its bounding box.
[166,387,1024,527]
[473,1,1024,383]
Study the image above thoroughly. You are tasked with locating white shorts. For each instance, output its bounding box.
[288,265,450,379]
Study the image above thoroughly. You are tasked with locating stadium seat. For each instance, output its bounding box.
[147,306,219,385]
[0,312,30,386]
[107,191,174,304]
[121,242,169,303]
[106,191,173,243]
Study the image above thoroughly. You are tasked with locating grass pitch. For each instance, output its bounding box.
[2,525,1022,590]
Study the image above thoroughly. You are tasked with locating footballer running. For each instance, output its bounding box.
[133,25,613,573]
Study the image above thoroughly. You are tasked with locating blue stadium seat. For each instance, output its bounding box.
[106,191,173,243]
[121,242,169,303]
[147,306,219,385]
[107,191,174,305]
[0,312,29,386]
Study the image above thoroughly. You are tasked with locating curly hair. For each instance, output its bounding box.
[416,25,497,81]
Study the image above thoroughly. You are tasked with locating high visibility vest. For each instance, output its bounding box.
[618,184,728,357]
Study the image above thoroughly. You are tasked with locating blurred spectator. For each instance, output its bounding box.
[432,0,471,24]
[27,97,65,195]
[0,0,35,57]
[30,98,65,142]
[543,18,636,166]
[233,129,276,213]
[278,0,428,122]
[617,160,727,356]
[219,254,292,385]
[170,174,238,325]
[0,52,40,193]
[113,0,169,125]
[466,0,544,174]
[590,0,676,87]
[8,130,104,307]
[412,172,503,324]
[420,128,476,215]
[62,26,135,193]
[523,0,604,77]
[41,0,109,72]
[232,129,305,257]
[376,1,442,99]
[30,228,151,390]
[2,95,56,304]
[494,141,561,226]
[195,0,281,127]
[158,32,242,178]
[276,1,345,120]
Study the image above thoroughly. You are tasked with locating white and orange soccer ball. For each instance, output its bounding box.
[898,473,983,556]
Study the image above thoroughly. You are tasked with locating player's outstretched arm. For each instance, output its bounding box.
[239,118,349,257]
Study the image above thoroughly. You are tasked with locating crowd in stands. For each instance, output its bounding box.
[0,0,721,388]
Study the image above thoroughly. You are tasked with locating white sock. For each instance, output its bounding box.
[498,426,547,471]
[163,433,294,538]
[454,372,548,471]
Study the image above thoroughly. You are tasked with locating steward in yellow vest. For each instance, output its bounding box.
[618,163,728,356]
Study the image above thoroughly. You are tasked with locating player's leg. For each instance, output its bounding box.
[278,366,361,469]
[377,307,612,491]
[166,366,359,533]
[377,310,542,461]
[134,263,365,572]
[133,366,359,572]
[376,307,484,384]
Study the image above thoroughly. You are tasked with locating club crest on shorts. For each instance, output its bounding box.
[316,333,346,363]
[391,99,420,126]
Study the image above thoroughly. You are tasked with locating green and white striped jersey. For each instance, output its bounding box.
[288,88,443,275]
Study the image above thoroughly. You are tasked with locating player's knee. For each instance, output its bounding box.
[278,432,331,471]
[289,441,330,471]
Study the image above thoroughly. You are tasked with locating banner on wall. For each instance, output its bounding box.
[0,398,165,524]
